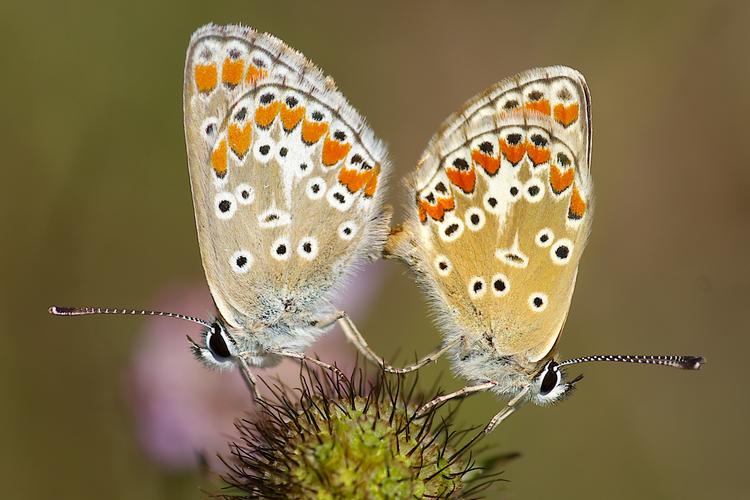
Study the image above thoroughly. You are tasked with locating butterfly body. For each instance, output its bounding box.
[389,67,593,404]
[183,25,391,370]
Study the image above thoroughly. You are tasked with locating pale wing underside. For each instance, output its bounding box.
[393,67,592,363]
[184,25,390,330]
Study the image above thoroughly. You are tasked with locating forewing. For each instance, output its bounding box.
[184,25,390,330]
[391,67,591,363]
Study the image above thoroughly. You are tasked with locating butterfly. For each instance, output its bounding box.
[49,23,398,397]
[385,66,703,433]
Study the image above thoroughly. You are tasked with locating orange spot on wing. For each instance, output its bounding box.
[280,105,304,132]
[322,135,352,167]
[195,64,217,93]
[438,196,455,212]
[554,103,579,127]
[363,165,380,198]
[446,166,476,194]
[471,149,501,176]
[500,139,526,165]
[418,203,428,223]
[419,200,443,221]
[254,102,280,128]
[549,164,574,194]
[525,99,550,115]
[211,138,228,178]
[221,58,244,87]
[228,123,252,159]
[568,185,586,219]
[245,64,268,85]
[527,144,551,166]
[301,119,329,145]
[338,167,372,193]
[418,195,455,222]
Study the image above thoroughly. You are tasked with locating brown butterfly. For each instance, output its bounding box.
[50,24,400,397]
[386,66,703,432]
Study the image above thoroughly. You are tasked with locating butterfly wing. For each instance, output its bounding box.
[390,66,591,364]
[183,24,390,331]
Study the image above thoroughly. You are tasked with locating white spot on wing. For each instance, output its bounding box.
[495,90,523,113]
[528,292,549,312]
[270,237,291,261]
[297,236,319,260]
[483,190,502,214]
[306,177,327,200]
[327,185,355,211]
[234,184,255,205]
[338,221,357,241]
[438,215,464,243]
[214,192,236,220]
[249,50,271,73]
[434,255,452,277]
[200,117,219,144]
[491,273,510,297]
[550,238,573,265]
[535,228,554,248]
[252,133,276,163]
[523,178,545,203]
[464,207,486,232]
[508,180,522,202]
[258,208,292,228]
[495,234,528,268]
[230,250,253,274]
[468,276,486,299]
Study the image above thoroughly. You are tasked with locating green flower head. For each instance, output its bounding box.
[218,366,506,499]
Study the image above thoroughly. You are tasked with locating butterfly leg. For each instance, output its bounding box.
[335,311,458,373]
[236,356,264,403]
[267,349,346,380]
[415,381,498,418]
[483,386,530,434]
[313,310,395,368]
[382,337,462,374]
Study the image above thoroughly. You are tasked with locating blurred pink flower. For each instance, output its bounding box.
[126,261,387,470]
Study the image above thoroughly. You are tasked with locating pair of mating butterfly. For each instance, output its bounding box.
[50,24,702,433]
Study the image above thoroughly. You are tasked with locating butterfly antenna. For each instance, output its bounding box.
[558,354,704,370]
[48,305,212,328]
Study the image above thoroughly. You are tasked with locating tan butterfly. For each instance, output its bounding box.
[386,66,703,432]
[50,24,401,397]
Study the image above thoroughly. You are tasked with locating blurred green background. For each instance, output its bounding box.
[3,0,749,498]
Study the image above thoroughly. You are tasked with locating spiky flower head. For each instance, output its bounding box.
[218,365,503,499]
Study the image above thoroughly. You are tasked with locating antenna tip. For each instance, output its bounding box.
[49,306,74,315]
[682,356,705,370]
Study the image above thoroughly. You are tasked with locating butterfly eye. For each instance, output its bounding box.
[539,363,560,396]
[207,324,232,360]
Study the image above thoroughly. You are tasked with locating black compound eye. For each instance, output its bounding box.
[540,365,560,395]
[208,326,231,359]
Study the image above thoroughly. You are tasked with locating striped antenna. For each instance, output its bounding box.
[48,306,212,329]
[558,354,704,370]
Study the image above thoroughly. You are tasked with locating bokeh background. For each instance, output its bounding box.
[3,0,749,498]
